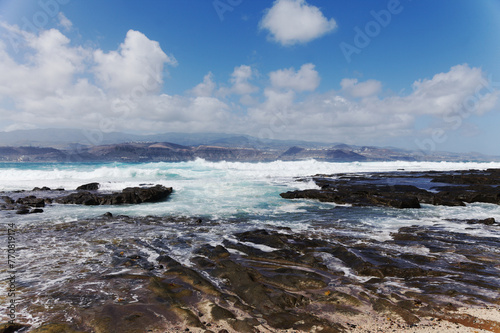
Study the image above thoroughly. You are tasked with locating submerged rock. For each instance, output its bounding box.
[466,217,496,225]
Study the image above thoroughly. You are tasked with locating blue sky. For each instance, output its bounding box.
[0,0,499,154]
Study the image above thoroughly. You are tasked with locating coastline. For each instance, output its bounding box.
[1,166,500,332]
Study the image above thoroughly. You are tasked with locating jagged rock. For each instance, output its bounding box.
[76,182,100,191]
[280,185,423,209]
[57,185,172,205]
[102,212,113,218]
[16,196,45,207]
[282,169,500,208]
[32,186,51,191]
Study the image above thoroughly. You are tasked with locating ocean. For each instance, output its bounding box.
[3,159,500,227]
[2,159,500,327]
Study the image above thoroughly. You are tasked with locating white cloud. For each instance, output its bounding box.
[0,26,87,100]
[270,63,320,92]
[217,64,259,105]
[93,30,177,95]
[242,64,500,144]
[340,78,382,98]
[260,0,337,46]
[191,72,216,97]
[0,20,498,149]
[229,65,258,95]
[58,12,73,30]
[377,64,500,119]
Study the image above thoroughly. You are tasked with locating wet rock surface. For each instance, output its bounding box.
[281,168,500,208]
[2,213,499,332]
[57,184,173,205]
[2,169,500,332]
[0,184,173,214]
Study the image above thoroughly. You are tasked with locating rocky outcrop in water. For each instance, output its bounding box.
[76,182,100,191]
[281,169,500,209]
[57,184,172,205]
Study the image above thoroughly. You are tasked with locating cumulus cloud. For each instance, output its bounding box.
[217,65,259,105]
[0,19,498,148]
[340,78,382,98]
[0,26,87,100]
[229,65,258,95]
[260,0,337,46]
[270,63,320,92]
[242,64,499,144]
[191,72,216,97]
[93,30,177,95]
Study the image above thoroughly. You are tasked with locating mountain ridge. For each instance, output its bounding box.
[0,128,498,162]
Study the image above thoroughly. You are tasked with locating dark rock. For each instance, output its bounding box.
[57,185,172,205]
[195,244,230,260]
[1,196,14,204]
[16,196,45,207]
[32,186,51,191]
[263,267,327,290]
[280,184,424,209]
[263,311,342,332]
[466,217,496,225]
[230,319,257,333]
[30,208,44,214]
[235,229,289,249]
[77,182,100,191]
[210,304,235,321]
[212,259,279,311]
[16,206,30,215]
[57,191,100,205]
[0,322,30,333]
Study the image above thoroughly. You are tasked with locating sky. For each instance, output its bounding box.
[0,0,499,155]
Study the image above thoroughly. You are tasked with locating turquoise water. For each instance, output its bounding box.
[2,159,500,237]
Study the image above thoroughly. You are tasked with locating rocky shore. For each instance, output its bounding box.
[280,168,500,209]
[1,170,500,332]
[1,214,499,332]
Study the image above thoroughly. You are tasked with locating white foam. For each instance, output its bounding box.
[239,241,280,252]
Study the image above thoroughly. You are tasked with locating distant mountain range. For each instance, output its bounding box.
[0,128,332,149]
[0,128,498,162]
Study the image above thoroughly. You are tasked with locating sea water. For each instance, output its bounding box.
[2,159,500,325]
[2,159,500,232]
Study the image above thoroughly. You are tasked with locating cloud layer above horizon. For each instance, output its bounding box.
[0,0,499,151]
